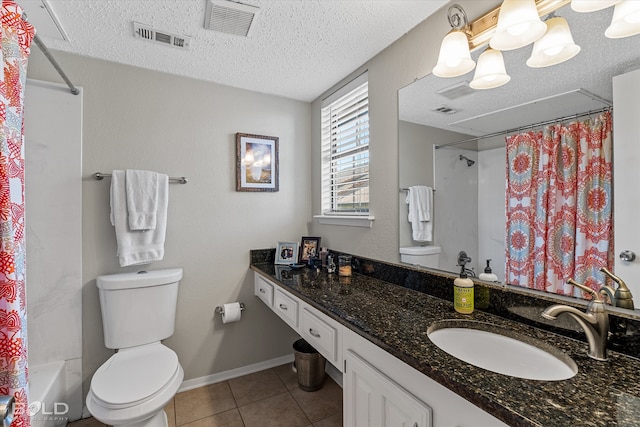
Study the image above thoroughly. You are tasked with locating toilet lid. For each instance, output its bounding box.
[91,343,179,407]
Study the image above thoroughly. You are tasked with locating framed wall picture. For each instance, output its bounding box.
[236,133,279,192]
[275,241,299,265]
[299,236,321,263]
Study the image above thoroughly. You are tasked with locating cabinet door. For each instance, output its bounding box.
[345,350,432,427]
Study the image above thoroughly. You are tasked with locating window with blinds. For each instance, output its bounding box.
[321,73,369,214]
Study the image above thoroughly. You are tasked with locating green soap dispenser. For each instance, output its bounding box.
[454,266,474,314]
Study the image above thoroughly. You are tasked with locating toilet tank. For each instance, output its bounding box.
[97,268,183,350]
[400,246,441,268]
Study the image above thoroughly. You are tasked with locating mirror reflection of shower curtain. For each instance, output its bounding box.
[0,3,35,424]
[505,112,613,298]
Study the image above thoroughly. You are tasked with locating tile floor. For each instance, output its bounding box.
[70,363,343,427]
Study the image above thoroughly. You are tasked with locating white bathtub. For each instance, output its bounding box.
[29,361,67,427]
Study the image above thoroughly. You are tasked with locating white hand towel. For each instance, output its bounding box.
[110,170,169,267]
[406,186,433,242]
[126,169,159,230]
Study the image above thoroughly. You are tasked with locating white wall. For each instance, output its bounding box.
[613,68,640,299]
[24,79,83,420]
[27,49,307,397]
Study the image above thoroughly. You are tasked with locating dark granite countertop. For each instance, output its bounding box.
[250,258,640,427]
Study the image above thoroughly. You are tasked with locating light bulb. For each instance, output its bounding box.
[527,16,581,68]
[490,0,547,51]
[470,48,511,90]
[606,1,640,38]
[432,30,476,78]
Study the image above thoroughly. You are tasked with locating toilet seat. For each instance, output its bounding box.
[91,342,179,409]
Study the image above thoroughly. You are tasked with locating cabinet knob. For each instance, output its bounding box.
[620,250,636,262]
[279,303,288,310]
[309,328,321,338]
[259,288,266,293]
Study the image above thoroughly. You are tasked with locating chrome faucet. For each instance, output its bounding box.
[599,267,634,310]
[542,279,609,361]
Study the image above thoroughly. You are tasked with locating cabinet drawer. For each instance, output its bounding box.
[301,306,338,363]
[254,274,274,307]
[273,288,298,328]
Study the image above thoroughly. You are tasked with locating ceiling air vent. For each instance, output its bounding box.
[133,22,191,49]
[204,0,260,37]
[436,81,474,100]
[433,106,459,115]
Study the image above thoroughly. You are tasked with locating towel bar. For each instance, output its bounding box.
[400,187,436,192]
[94,172,187,184]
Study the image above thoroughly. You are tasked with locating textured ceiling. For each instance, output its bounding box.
[19,0,449,102]
[399,4,640,137]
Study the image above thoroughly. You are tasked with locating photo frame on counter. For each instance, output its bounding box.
[299,236,321,263]
[236,133,279,192]
[275,241,299,265]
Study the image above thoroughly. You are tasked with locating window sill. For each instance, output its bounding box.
[313,214,375,228]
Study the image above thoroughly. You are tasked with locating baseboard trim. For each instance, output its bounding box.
[178,354,294,392]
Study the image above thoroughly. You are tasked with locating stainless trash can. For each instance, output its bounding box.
[293,338,326,391]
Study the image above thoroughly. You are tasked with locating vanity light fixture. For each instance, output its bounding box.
[432,0,636,90]
[605,0,640,38]
[432,4,476,78]
[489,0,548,51]
[470,48,511,89]
[526,15,581,68]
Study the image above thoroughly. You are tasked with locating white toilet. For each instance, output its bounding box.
[400,246,441,268]
[86,268,184,427]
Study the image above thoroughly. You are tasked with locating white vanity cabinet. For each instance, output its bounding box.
[343,328,509,427]
[253,272,343,369]
[253,271,509,427]
[345,349,432,427]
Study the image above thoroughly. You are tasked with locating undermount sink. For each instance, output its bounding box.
[427,320,578,381]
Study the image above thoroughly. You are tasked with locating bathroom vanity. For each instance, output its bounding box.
[250,250,640,427]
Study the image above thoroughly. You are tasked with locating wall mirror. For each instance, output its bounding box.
[398,4,640,314]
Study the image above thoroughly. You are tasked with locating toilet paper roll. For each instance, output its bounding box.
[221,302,242,324]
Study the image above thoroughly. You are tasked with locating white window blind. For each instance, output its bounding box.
[321,74,369,214]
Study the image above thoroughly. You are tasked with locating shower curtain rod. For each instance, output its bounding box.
[32,34,79,95]
[434,106,613,150]
[21,11,79,96]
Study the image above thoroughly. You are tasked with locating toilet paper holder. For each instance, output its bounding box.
[215,302,245,316]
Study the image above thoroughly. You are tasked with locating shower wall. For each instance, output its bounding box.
[434,148,478,273]
[24,79,83,421]
[477,146,506,281]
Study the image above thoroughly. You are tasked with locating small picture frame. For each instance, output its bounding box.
[299,236,321,263]
[236,133,279,192]
[275,241,299,265]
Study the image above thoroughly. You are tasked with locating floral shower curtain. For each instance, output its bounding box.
[0,1,34,426]
[505,112,613,298]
